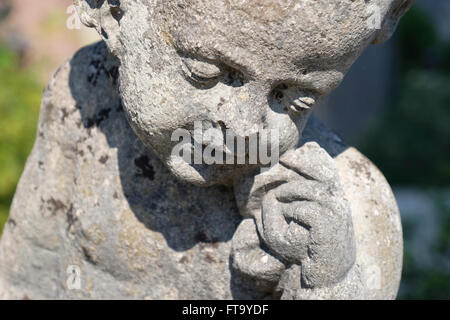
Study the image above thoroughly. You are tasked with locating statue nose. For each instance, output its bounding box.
[214,108,265,139]
[211,83,271,138]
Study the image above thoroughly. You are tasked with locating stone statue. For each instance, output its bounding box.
[0,0,413,299]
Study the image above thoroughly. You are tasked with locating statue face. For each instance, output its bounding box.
[77,0,413,186]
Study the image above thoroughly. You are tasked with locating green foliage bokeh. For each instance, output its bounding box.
[360,7,450,186]
[359,7,450,299]
[0,43,41,233]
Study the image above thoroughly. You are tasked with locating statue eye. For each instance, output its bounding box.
[272,84,317,115]
[181,58,223,87]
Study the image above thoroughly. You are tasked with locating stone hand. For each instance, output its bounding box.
[256,142,356,288]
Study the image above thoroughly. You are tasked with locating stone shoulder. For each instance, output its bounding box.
[37,41,121,147]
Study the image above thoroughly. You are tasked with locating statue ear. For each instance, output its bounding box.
[371,0,415,44]
[74,0,122,55]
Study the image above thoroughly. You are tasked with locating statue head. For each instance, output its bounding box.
[75,0,413,186]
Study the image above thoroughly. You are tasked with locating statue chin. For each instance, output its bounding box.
[166,155,257,187]
[166,157,232,187]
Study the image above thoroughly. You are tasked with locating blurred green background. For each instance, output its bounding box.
[0,1,448,299]
[0,43,41,230]
[0,0,97,232]
[359,6,450,299]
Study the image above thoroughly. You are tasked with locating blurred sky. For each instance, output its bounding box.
[0,0,99,82]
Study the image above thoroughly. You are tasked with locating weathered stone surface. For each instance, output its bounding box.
[0,43,242,299]
[0,1,411,299]
[0,42,401,299]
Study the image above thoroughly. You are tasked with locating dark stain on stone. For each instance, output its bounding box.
[198,241,220,250]
[82,246,97,265]
[86,128,93,137]
[7,218,16,229]
[327,185,336,197]
[85,118,95,128]
[66,204,77,232]
[210,242,220,249]
[84,107,111,128]
[217,97,226,109]
[113,191,119,200]
[53,65,63,79]
[179,256,189,264]
[39,197,45,211]
[134,155,155,180]
[76,135,88,145]
[204,252,216,264]
[61,107,70,123]
[46,198,67,216]
[42,102,55,125]
[99,155,109,164]
[349,158,374,182]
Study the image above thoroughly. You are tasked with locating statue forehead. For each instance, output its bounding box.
[151,0,395,47]
[94,0,405,76]
[143,0,399,21]
[149,0,383,74]
[158,0,367,23]
[164,0,306,23]
[95,0,404,28]
[102,0,402,43]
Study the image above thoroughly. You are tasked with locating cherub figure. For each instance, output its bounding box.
[0,0,413,299]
